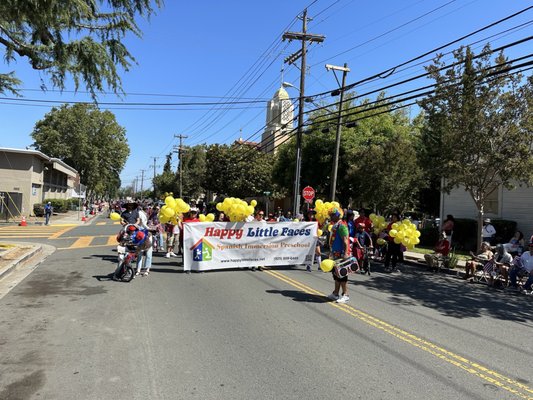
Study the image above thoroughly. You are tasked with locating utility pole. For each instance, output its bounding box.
[151,157,160,199]
[174,134,188,199]
[326,63,350,202]
[140,169,145,200]
[283,9,324,215]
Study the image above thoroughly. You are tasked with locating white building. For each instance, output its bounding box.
[261,87,295,154]
[440,183,533,241]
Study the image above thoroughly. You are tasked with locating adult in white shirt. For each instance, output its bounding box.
[482,218,496,245]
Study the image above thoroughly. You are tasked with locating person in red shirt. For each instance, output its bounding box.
[424,232,451,271]
[354,209,372,233]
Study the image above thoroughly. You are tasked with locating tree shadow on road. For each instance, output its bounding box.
[351,265,533,323]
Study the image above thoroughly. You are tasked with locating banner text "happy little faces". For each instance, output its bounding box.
[204,226,311,240]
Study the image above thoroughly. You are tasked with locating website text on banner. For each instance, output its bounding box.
[183,222,318,272]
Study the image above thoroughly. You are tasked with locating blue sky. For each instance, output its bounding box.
[1,0,531,189]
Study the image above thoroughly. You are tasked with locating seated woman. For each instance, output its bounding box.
[464,242,493,281]
[488,244,513,287]
[503,230,525,255]
[424,232,450,271]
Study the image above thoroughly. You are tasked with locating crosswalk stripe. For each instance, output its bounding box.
[49,226,75,239]
[69,236,93,248]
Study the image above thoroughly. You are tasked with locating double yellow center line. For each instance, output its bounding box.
[265,269,533,400]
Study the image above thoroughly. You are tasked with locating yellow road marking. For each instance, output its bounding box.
[57,243,115,250]
[49,226,75,239]
[106,235,117,246]
[265,270,533,400]
[69,236,93,249]
[96,222,106,225]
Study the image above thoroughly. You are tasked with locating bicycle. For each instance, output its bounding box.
[359,246,373,275]
[115,243,136,282]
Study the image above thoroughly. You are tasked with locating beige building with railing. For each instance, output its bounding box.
[0,147,79,219]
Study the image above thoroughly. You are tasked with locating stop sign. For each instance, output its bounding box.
[302,186,315,203]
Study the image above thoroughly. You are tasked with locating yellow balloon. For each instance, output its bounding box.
[320,259,335,272]
[159,214,169,224]
[413,237,420,245]
[377,238,386,245]
[391,222,400,230]
[315,199,323,207]
[389,229,398,238]
[369,213,377,221]
[199,214,206,222]
[110,212,121,221]
[165,196,176,208]
[317,229,323,237]
[163,206,175,218]
[206,213,215,222]
[247,206,254,215]
[402,237,411,246]
[414,230,421,238]
[396,231,405,240]
[394,236,402,244]
[216,203,223,211]
[250,199,257,207]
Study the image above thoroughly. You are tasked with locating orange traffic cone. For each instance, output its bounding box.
[19,216,27,226]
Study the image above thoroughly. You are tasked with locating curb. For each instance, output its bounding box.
[395,254,464,278]
[0,245,43,281]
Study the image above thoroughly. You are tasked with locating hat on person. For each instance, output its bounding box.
[484,218,491,223]
[329,208,341,218]
[189,207,198,213]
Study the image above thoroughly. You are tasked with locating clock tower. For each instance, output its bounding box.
[261,87,294,154]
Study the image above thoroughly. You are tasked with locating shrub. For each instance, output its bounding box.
[419,227,439,247]
[33,203,44,217]
[43,199,68,213]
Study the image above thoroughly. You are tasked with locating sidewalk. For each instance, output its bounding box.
[0,209,99,227]
[402,250,466,277]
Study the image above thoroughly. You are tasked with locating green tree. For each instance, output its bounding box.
[273,93,422,211]
[181,145,207,199]
[0,0,162,97]
[31,103,130,198]
[204,143,273,198]
[153,152,177,199]
[419,45,533,249]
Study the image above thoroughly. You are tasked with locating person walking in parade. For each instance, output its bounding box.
[384,213,402,273]
[327,208,351,304]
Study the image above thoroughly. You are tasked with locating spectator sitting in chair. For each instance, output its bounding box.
[509,240,533,293]
[424,232,451,272]
[488,244,513,287]
[503,230,525,255]
[464,242,493,281]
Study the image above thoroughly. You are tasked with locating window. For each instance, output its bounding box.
[484,184,499,214]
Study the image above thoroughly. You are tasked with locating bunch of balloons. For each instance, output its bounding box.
[369,213,388,234]
[387,219,421,249]
[215,198,257,222]
[159,195,190,224]
[313,199,342,224]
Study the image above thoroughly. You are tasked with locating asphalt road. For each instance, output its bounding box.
[0,215,532,400]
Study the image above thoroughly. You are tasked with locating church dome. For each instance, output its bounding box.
[273,87,290,100]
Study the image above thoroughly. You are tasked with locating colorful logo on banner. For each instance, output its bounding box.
[190,238,214,262]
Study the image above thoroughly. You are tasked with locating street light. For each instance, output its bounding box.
[325,63,350,202]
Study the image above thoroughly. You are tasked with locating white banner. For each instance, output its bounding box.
[183,221,318,272]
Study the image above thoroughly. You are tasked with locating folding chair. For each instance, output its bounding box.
[474,260,495,284]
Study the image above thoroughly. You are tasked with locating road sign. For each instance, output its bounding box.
[302,186,315,203]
